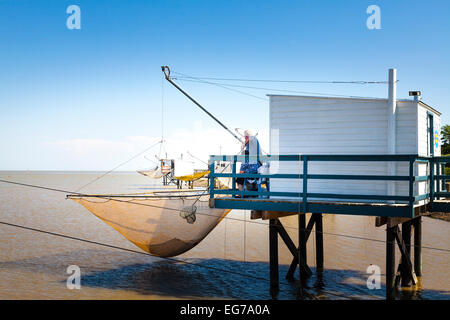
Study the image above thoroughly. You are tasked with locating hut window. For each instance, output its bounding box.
[427,114,434,156]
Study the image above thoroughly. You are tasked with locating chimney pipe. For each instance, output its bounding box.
[409,91,421,102]
[387,68,397,154]
[387,69,397,198]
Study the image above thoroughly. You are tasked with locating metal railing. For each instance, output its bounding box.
[208,154,450,217]
[430,156,450,201]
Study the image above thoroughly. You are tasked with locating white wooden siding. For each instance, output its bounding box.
[394,101,418,198]
[417,105,429,157]
[269,95,440,203]
[416,103,442,199]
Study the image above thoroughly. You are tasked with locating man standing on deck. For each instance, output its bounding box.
[240,130,263,165]
[236,130,263,196]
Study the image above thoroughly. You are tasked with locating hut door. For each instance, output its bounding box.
[427,114,434,156]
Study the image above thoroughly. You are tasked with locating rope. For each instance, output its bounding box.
[74,139,163,193]
[244,210,247,262]
[173,74,396,85]
[0,178,449,253]
[0,220,379,299]
[0,221,272,283]
[224,215,227,260]
[0,220,369,300]
[0,178,253,228]
[177,78,384,100]
[172,73,268,101]
[159,76,165,159]
[143,155,158,166]
[161,76,164,144]
[188,155,239,208]
[187,151,208,166]
[171,70,392,100]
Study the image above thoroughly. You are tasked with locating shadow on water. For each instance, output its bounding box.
[1,249,449,300]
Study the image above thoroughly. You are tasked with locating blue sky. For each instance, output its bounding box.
[0,0,449,170]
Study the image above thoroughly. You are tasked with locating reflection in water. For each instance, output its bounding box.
[2,249,449,300]
[0,172,449,300]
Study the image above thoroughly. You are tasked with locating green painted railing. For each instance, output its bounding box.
[429,156,450,201]
[208,154,450,216]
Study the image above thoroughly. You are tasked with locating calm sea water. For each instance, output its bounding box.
[0,172,449,300]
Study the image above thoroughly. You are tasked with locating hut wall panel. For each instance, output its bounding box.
[269,96,439,203]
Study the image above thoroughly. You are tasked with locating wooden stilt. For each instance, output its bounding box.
[269,219,279,297]
[298,214,307,277]
[286,260,297,281]
[286,254,313,281]
[395,226,417,284]
[297,213,307,297]
[305,215,316,242]
[286,215,315,279]
[276,220,312,277]
[315,213,324,271]
[401,221,412,287]
[394,227,417,286]
[386,226,396,300]
[413,216,422,276]
[263,212,326,297]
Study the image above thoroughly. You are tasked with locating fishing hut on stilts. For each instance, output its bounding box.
[205,69,450,299]
[161,66,450,299]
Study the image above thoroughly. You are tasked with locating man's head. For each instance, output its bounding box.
[244,130,253,137]
[244,130,253,144]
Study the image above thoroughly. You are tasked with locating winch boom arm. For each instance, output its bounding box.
[161,66,244,144]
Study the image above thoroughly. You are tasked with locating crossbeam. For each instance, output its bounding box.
[286,214,318,279]
[267,214,325,297]
[273,219,312,277]
[394,226,418,285]
[386,218,421,299]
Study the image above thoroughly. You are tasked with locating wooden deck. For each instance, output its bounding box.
[210,196,450,218]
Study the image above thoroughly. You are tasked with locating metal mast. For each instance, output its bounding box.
[161,66,244,144]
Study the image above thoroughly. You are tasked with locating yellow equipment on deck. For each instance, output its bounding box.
[175,170,210,182]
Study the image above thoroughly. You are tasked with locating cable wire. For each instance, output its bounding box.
[74,139,163,193]
[173,74,396,85]
[177,78,382,100]
[0,220,364,300]
[171,70,396,101]
[0,178,449,253]
[186,78,268,101]
[170,71,268,101]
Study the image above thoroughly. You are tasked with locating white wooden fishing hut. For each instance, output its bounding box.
[269,69,441,204]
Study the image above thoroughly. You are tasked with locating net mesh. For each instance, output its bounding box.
[137,168,163,179]
[69,191,231,257]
